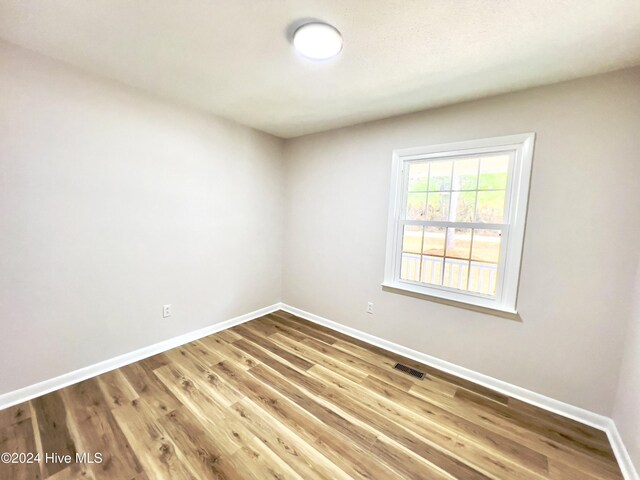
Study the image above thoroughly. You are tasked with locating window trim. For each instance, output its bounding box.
[382,133,535,314]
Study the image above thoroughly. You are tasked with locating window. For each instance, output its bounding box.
[383,133,535,313]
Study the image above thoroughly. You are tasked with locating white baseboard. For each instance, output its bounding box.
[280,303,639,480]
[605,419,640,480]
[0,303,281,411]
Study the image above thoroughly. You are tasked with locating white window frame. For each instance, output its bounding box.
[382,133,535,314]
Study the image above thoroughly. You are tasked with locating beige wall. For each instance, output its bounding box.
[282,67,640,415]
[2,37,639,424]
[0,42,284,395]
[614,260,640,470]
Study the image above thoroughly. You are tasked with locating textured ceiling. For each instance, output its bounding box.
[1,1,640,138]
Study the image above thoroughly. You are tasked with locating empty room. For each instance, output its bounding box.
[1,1,639,479]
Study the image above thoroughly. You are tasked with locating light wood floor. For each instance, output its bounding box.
[0,311,623,479]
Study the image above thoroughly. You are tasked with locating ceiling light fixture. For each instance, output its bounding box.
[293,22,342,61]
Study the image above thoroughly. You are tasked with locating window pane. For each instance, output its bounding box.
[443,258,469,290]
[406,192,427,220]
[426,192,450,221]
[400,253,421,282]
[408,162,429,192]
[450,191,476,222]
[428,160,452,191]
[469,261,499,296]
[471,229,501,263]
[401,225,423,254]
[421,256,443,286]
[445,227,472,260]
[452,157,479,190]
[422,226,445,256]
[475,190,506,223]
[478,155,509,190]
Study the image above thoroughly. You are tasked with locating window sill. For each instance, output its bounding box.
[381,281,519,318]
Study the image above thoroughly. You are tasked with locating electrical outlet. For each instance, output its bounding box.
[163,304,172,318]
[367,302,374,314]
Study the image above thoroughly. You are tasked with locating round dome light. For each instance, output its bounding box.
[293,22,342,60]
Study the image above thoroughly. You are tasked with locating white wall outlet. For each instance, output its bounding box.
[367,302,374,314]
[163,304,172,318]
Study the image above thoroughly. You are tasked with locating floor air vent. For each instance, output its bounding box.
[393,363,425,380]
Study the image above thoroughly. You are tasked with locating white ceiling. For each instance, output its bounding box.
[1,1,640,138]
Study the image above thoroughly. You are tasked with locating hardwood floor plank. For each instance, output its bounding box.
[548,458,611,480]
[249,364,378,448]
[233,324,314,371]
[0,401,31,429]
[45,464,95,480]
[233,436,306,480]
[300,336,416,390]
[111,398,197,480]
[0,418,41,480]
[240,317,282,338]
[129,470,151,480]
[370,435,454,480]
[137,352,170,372]
[60,378,142,480]
[508,397,611,447]
[152,363,254,456]
[214,360,399,479]
[163,347,243,407]
[247,360,492,480]
[313,432,406,480]
[428,371,509,405]
[407,380,622,478]
[259,315,310,342]
[286,315,508,404]
[308,364,544,480]
[96,369,139,410]
[230,398,352,480]
[120,361,181,416]
[181,340,226,367]
[157,406,239,480]
[215,329,244,343]
[267,312,339,345]
[332,339,459,398]
[197,335,260,371]
[455,389,618,464]
[270,313,349,342]
[269,332,367,383]
[30,392,78,478]
[362,374,549,474]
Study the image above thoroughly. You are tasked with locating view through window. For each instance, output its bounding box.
[384,134,534,312]
[400,153,510,297]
